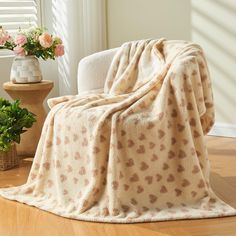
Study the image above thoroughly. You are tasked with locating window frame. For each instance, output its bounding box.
[0,0,42,57]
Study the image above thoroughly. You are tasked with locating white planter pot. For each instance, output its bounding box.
[10,56,42,83]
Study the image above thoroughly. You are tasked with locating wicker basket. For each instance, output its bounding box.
[0,144,19,171]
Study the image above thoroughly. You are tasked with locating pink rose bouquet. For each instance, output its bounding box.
[0,26,64,60]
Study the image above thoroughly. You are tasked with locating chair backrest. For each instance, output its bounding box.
[77,48,118,94]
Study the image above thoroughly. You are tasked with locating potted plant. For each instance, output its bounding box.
[0,26,64,83]
[0,98,36,170]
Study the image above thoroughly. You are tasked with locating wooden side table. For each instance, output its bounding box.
[3,80,54,157]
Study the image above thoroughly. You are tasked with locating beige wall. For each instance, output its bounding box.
[0,57,12,100]
[106,0,191,48]
[107,0,236,126]
[192,0,236,125]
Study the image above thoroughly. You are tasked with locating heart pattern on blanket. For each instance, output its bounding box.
[149,194,158,203]
[138,133,146,140]
[175,188,182,196]
[145,176,153,184]
[167,174,175,182]
[151,154,158,161]
[149,142,156,149]
[168,150,175,159]
[137,185,144,194]
[1,38,234,224]
[160,185,168,193]
[126,158,134,167]
[131,198,138,205]
[130,173,139,182]
[128,139,134,147]
[137,145,145,154]
[140,162,149,171]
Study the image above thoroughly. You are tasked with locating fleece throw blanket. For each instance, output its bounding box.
[0,39,236,223]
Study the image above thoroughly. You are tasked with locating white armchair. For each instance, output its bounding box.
[77,48,118,94]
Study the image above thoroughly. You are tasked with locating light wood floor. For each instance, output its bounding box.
[0,136,235,236]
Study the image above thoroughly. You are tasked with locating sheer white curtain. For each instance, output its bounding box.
[52,0,107,95]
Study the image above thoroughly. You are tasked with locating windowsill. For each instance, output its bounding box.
[0,51,15,59]
[0,48,14,58]
[0,55,15,59]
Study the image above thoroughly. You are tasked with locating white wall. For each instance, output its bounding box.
[107,0,191,48]
[0,0,59,105]
[106,0,236,136]
[0,57,13,100]
[192,0,236,126]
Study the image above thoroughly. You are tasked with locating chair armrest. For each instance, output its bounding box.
[77,48,118,94]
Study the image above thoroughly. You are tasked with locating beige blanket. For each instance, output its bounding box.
[1,39,236,223]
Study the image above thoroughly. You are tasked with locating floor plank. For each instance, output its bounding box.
[0,136,235,236]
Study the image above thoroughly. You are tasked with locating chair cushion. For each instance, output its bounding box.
[77,48,118,94]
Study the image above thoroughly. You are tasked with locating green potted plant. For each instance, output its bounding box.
[0,98,36,170]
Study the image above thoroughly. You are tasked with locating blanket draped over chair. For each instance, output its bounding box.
[0,39,235,223]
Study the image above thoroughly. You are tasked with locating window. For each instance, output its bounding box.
[0,0,41,34]
[0,0,41,56]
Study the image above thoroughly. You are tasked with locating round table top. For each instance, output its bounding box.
[3,80,54,91]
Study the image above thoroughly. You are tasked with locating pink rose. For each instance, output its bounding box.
[14,34,27,46]
[38,32,53,48]
[54,44,64,57]
[0,36,8,45]
[0,28,11,45]
[13,46,25,56]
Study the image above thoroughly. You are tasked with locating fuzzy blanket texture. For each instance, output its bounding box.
[1,39,236,223]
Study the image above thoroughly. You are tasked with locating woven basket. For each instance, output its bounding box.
[0,144,19,171]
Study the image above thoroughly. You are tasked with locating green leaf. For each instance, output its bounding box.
[0,98,37,152]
